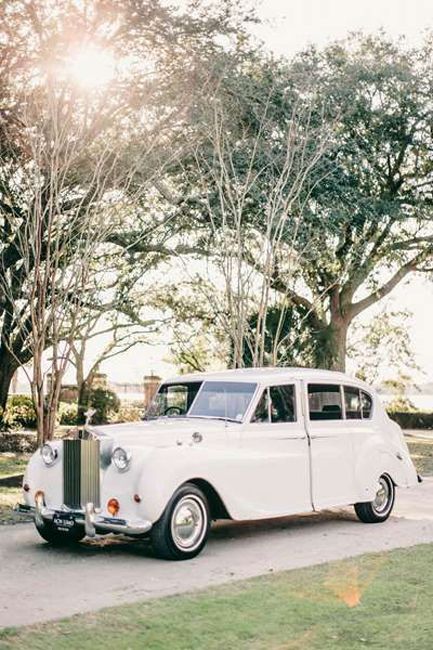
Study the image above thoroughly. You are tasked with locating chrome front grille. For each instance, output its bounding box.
[63,439,101,509]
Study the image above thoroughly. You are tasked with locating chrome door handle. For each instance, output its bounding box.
[309,434,338,439]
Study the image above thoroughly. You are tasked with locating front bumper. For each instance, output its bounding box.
[15,497,152,538]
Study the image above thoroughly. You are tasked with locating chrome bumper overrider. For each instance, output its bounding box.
[15,498,152,537]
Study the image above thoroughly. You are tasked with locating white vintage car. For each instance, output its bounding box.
[18,368,420,560]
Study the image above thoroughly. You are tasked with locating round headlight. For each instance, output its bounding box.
[41,443,57,466]
[112,447,131,471]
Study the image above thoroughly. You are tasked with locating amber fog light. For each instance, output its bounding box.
[107,498,120,516]
[133,494,141,503]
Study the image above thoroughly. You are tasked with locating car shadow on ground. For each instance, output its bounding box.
[29,507,360,560]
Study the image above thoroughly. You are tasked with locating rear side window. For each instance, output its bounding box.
[308,384,342,420]
[361,391,373,419]
[251,385,296,423]
[344,386,362,419]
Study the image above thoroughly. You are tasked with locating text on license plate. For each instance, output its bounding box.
[53,514,75,530]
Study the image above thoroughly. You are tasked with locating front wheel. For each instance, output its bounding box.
[354,474,395,523]
[150,483,210,560]
[35,520,85,546]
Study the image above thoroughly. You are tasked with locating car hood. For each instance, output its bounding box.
[88,417,238,448]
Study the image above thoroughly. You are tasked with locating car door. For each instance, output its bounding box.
[304,381,357,509]
[343,386,379,498]
[239,382,312,518]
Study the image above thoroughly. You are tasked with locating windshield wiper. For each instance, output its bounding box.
[187,415,241,423]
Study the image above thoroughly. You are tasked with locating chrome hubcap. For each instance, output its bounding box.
[171,496,207,551]
[373,477,392,514]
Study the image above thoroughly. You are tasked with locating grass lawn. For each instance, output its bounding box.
[0,454,28,479]
[0,543,432,649]
[0,454,30,524]
[0,487,23,524]
[406,436,433,476]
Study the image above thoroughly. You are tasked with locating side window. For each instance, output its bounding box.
[308,384,342,420]
[269,385,296,422]
[251,385,296,423]
[361,391,373,419]
[344,386,362,420]
[251,390,269,423]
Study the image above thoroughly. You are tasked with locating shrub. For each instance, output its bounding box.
[3,395,37,429]
[58,402,79,426]
[88,387,121,425]
[108,404,144,423]
[0,431,38,453]
[388,411,433,430]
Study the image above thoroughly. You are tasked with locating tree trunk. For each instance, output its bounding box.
[77,372,96,424]
[77,380,90,425]
[315,318,349,372]
[0,348,18,415]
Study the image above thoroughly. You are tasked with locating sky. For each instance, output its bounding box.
[253,0,433,55]
[19,0,433,388]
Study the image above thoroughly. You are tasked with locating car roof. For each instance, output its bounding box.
[163,367,373,390]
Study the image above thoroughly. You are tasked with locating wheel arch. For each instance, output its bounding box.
[181,478,231,520]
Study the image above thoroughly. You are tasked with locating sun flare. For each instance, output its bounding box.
[65,45,116,89]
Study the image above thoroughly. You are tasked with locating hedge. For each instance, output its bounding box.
[3,395,37,429]
[388,411,433,430]
[0,432,38,454]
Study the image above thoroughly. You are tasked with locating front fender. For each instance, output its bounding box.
[22,442,63,509]
[132,445,238,523]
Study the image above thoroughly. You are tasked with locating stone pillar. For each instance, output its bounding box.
[59,385,79,403]
[143,374,161,409]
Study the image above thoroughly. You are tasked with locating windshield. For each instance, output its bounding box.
[145,382,203,419]
[189,381,257,422]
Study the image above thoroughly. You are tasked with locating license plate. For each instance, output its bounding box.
[53,512,76,532]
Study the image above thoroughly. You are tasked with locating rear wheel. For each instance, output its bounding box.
[35,520,85,546]
[150,483,210,560]
[354,474,395,523]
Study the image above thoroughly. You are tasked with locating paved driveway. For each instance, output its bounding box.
[1,478,433,629]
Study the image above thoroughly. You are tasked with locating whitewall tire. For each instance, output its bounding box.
[150,483,210,560]
[354,474,395,523]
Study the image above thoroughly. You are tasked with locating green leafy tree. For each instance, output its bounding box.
[168,34,433,371]
[347,308,420,384]
[269,34,433,370]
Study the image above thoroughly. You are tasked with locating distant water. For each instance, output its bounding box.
[116,391,145,404]
[380,394,433,411]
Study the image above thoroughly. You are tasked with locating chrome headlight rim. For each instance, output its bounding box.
[40,443,58,466]
[112,446,131,472]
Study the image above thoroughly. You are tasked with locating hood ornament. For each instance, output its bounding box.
[85,408,97,426]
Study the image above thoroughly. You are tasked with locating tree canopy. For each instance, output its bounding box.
[163,33,433,372]
[0,0,253,429]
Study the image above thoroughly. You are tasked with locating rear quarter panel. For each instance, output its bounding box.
[351,407,418,502]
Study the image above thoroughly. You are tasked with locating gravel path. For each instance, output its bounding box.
[1,478,432,629]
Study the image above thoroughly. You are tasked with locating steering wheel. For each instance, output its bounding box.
[164,406,183,416]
